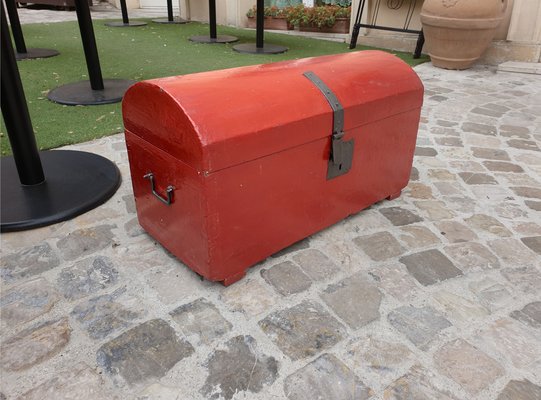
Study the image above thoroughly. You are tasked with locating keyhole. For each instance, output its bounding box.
[339,164,343,170]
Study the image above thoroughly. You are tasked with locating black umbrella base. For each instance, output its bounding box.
[105,20,147,27]
[233,43,288,54]
[152,17,188,24]
[47,79,135,106]
[1,150,121,233]
[189,35,238,44]
[16,48,60,60]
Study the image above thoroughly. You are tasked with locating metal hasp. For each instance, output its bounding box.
[303,71,354,180]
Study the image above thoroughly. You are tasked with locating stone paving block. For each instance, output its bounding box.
[511,186,541,199]
[510,301,541,329]
[387,306,451,350]
[434,182,463,196]
[124,217,145,238]
[384,365,458,400]
[513,222,541,236]
[499,124,530,139]
[497,379,541,400]
[399,249,462,286]
[144,264,205,306]
[292,249,340,282]
[137,383,182,400]
[259,300,345,360]
[458,172,498,185]
[57,256,119,300]
[472,106,506,118]
[520,236,541,255]
[270,238,310,258]
[414,201,456,220]
[0,243,60,283]
[97,319,194,385]
[321,274,382,329]
[345,209,394,233]
[261,261,312,296]
[368,264,420,302]
[475,318,541,369]
[435,221,478,243]
[0,277,59,327]
[483,161,524,173]
[379,206,423,226]
[1,318,70,371]
[507,139,540,151]
[17,362,116,400]
[449,160,487,172]
[525,200,541,211]
[415,147,438,157]
[56,225,116,261]
[494,202,529,219]
[221,278,278,318]
[488,238,537,265]
[444,242,500,272]
[284,353,373,400]
[410,167,419,181]
[348,336,413,378]
[170,298,232,345]
[352,232,405,262]
[407,183,434,199]
[122,194,136,214]
[201,335,278,400]
[471,147,511,161]
[434,339,504,395]
[428,169,457,181]
[433,290,489,324]
[398,225,440,249]
[469,278,513,311]
[71,287,142,340]
[462,122,497,136]
[464,214,512,237]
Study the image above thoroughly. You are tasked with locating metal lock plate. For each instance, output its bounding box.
[303,71,354,180]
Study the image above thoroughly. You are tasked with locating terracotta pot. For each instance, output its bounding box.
[421,0,507,69]
[246,17,293,30]
[300,18,350,34]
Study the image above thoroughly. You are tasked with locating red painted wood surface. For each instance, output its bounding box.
[123,50,424,285]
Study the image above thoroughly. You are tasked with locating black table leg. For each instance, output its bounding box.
[4,0,59,60]
[1,3,121,233]
[105,0,147,27]
[189,0,237,44]
[413,30,425,59]
[47,0,134,105]
[152,0,187,24]
[233,0,287,54]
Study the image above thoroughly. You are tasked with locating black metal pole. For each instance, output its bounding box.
[1,3,44,185]
[4,0,27,53]
[74,0,104,90]
[255,0,264,48]
[166,0,173,21]
[119,0,129,24]
[209,0,216,39]
[413,29,425,59]
[349,0,366,49]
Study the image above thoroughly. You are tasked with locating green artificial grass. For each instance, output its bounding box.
[0,19,428,155]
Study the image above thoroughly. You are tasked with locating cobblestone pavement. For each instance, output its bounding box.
[1,63,541,399]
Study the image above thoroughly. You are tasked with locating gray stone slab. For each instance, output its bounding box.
[415,147,438,157]
[259,300,345,360]
[497,379,541,400]
[510,301,541,329]
[201,335,278,400]
[1,243,60,283]
[284,354,373,400]
[507,139,540,151]
[270,238,310,258]
[292,249,340,281]
[170,298,232,345]
[462,122,497,136]
[352,232,405,261]
[1,319,70,371]
[321,274,382,329]
[458,172,498,185]
[388,306,451,350]
[261,261,312,296]
[444,242,500,271]
[384,365,458,400]
[435,221,478,243]
[399,249,462,286]
[399,225,441,249]
[348,336,413,377]
[97,319,194,384]
[471,147,511,161]
[58,256,119,300]
[499,124,530,139]
[511,186,541,199]
[379,207,423,226]
[57,225,116,261]
[483,161,524,173]
[0,277,59,327]
[464,214,512,237]
[434,339,504,395]
[521,236,541,255]
[71,287,142,340]
[124,217,145,238]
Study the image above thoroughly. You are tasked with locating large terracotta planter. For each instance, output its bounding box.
[300,18,350,34]
[421,0,507,70]
[246,17,292,30]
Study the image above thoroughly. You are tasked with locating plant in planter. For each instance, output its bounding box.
[285,4,309,28]
[291,5,350,33]
[245,5,292,30]
[421,0,508,70]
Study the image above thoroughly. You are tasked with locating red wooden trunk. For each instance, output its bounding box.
[122,51,424,285]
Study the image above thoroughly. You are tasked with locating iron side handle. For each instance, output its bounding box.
[143,172,174,205]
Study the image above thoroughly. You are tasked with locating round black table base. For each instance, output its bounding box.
[105,20,147,27]
[152,17,188,24]
[47,79,135,106]
[1,150,121,233]
[16,48,60,60]
[233,43,288,54]
[189,35,238,44]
